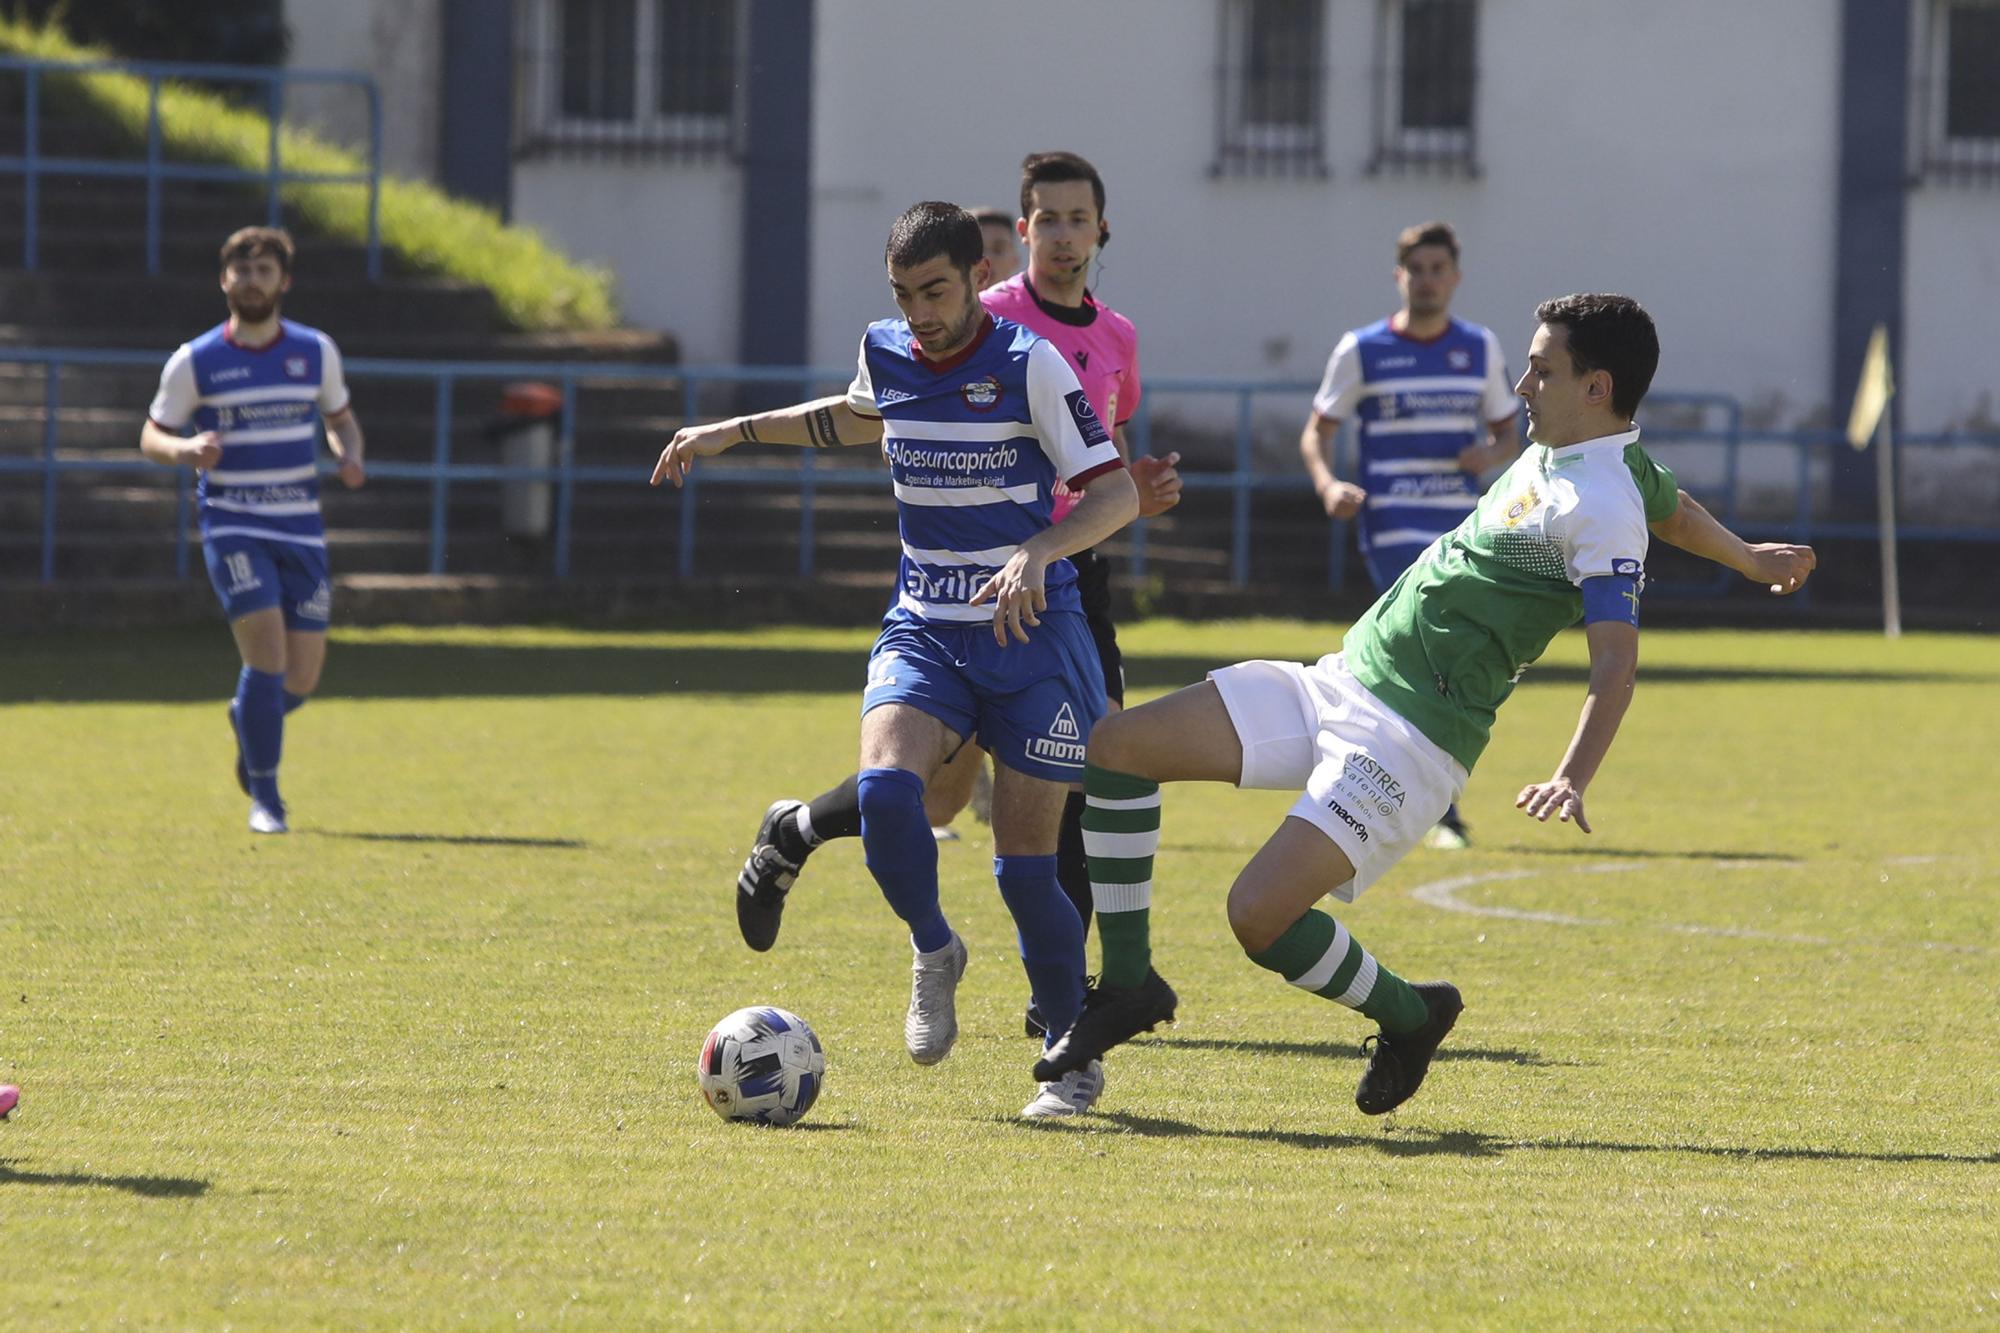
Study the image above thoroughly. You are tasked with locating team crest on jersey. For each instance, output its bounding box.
[285,356,309,379]
[1447,348,1473,371]
[1501,483,1543,528]
[960,376,1003,411]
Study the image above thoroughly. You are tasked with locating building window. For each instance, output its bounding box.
[1369,0,1479,176]
[1915,0,2000,184]
[1212,0,1328,178]
[518,0,740,161]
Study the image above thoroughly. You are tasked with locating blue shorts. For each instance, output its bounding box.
[203,532,332,630]
[862,611,1107,784]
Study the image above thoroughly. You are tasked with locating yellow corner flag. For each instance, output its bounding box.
[1846,323,1894,450]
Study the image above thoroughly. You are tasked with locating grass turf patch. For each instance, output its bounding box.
[2,621,1997,1323]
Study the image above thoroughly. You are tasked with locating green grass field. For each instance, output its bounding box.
[3,620,1996,1326]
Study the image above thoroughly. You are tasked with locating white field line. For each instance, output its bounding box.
[1406,863,1991,954]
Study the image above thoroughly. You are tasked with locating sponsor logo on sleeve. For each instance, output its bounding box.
[1064,389,1109,447]
[1612,558,1642,577]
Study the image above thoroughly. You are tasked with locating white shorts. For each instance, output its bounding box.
[1209,652,1468,902]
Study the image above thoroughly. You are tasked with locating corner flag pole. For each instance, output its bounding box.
[1846,323,1900,639]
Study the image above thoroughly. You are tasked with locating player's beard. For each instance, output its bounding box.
[227,290,280,324]
[928,297,985,357]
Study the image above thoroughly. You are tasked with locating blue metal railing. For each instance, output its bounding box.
[5,347,1999,593]
[0,56,382,280]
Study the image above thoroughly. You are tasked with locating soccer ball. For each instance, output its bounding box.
[697,1006,825,1126]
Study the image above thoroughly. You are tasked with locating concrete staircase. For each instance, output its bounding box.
[0,83,1338,626]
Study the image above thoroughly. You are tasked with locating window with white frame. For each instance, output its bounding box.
[517,0,740,160]
[1914,0,2000,183]
[1212,0,1329,178]
[1369,0,1478,175]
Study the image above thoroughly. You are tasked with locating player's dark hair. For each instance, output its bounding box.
[1019,151,1106,223]
[970,205,1014,229]
[1396,221,1459,266]
[220,225,295,274]
[885,201,983,274]
[1534,293,1660,420]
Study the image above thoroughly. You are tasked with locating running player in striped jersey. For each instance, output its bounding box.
[653,202,1140,1118]
[140,227,365,835]
[1039,294,1816,1116]
[1299,221,1520,849]
[732,154,1182,1043]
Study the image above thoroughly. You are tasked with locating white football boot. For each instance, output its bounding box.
[905,932,967,1065]
[1021,1058,1105,1119]
[248,801,289,835]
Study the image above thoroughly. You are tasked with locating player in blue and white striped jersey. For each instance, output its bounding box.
[140,227,365,835]
[653,202,1139,1119]
[1299,221,1519,848]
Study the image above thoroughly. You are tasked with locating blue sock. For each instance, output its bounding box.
[994,854,1085,1046]
[236,666,286,811]
[858,767,949,952]
[284,691,307,715]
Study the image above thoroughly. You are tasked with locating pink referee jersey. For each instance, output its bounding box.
[981,273,1141,521]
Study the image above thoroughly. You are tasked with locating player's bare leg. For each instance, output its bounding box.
[1231,817,1461,1116]
[924,738,984,838]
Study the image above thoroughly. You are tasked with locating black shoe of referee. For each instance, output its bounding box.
[736,799,806,952]
[1032,968,1178,1081]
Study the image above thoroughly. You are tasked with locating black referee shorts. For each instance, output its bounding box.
[1072,546,1124,707]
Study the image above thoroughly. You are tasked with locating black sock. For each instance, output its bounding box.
[799,773,862,856]
[1056,789,1093,941]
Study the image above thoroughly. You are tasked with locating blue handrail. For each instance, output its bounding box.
[0,55,382,281]
[4,347,1998,596]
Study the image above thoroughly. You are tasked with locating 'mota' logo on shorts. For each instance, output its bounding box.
[1028,702,1086,764]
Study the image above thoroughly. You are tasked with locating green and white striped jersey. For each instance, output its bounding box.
[1343,427,1680,772]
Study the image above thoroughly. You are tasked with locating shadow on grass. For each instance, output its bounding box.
[1130,1038,1575,1068]
[304,830,588,850]
[0,1160,210,1198]
[1488,846,1804,863]
[1042,1117,2000,1167]
[6,630,1989,704]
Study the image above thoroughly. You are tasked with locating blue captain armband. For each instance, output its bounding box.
[1581,571,1642,627]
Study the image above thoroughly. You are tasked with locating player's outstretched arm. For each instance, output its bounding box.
[1649,489,1817,594]
[1516,618,1639,834]
[970,468,1139,645]
[650,395,883,488]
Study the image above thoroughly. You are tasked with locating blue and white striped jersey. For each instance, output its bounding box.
[148,319,350,548]
[846,314,1122,626]
[1313,316,1515,570]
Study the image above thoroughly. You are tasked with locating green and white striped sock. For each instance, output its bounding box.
[1083,763,1159,988]
[1249,909,1428,1034]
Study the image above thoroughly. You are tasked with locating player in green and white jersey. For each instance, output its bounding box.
[1034,294,1817,1116]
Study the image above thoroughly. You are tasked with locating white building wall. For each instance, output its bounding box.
[512,161,743,361]
[809,0,1855,427]
[282,0,442,183]
[1904,187,2000,434]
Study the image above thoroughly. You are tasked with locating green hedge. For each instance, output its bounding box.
[0,17,619,332]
